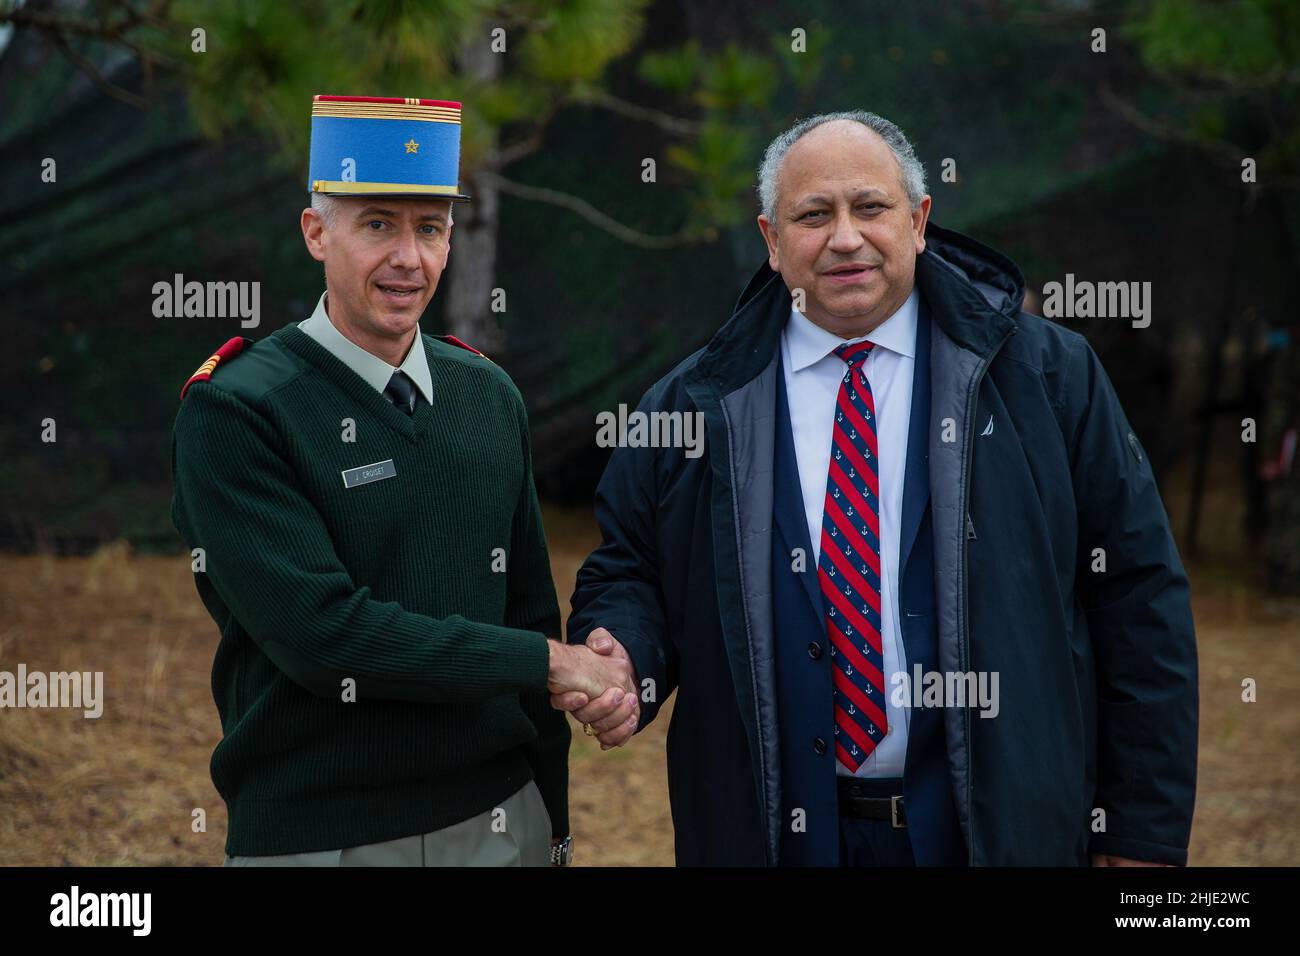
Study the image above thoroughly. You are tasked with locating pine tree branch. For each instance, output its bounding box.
[571,87,701,136]
[479,171,695,248]
[1099,79,1300,189]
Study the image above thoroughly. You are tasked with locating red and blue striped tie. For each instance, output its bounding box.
[819,341,887,772]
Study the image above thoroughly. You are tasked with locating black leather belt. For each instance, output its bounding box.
[837,776,907,828]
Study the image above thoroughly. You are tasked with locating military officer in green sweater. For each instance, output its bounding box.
[170,95,637,866]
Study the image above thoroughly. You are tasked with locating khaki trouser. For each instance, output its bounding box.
[223,780,552,867]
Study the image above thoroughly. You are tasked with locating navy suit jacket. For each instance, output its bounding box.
[772,294,966,866]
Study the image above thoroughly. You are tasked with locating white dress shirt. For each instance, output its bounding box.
[780,287,918,778]
[297,292,435,404]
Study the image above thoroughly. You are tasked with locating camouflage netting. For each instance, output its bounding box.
[2,1,1295,580]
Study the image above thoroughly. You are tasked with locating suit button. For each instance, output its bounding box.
[813,737,827,755]
[807,641,822,660]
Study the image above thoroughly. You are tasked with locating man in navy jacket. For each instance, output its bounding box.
[558,111,1198,866]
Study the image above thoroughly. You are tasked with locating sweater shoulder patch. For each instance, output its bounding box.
[432,334,493,362]
[180,337,252,400]
[180,335,307,404]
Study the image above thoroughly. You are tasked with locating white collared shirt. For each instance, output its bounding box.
[780,287,918,778]
[297,292,435,404]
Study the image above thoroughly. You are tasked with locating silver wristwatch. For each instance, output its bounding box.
[550,835,573,866]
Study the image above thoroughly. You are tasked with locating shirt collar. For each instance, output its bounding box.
[297,292,435,404]
[783,286,918,373]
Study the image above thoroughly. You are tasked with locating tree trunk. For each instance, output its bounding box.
[443,172,502,352]
[442,36,503,353]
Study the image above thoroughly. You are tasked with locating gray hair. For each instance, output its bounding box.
[310,191,454,228]
[311,192,342,228]
[757,110,927,222]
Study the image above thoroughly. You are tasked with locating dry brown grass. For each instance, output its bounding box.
[0,487,1295,866]
[1161,441,1300,867]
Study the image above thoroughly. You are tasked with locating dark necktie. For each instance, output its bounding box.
[383,369,417,415]
[819,340,886,772]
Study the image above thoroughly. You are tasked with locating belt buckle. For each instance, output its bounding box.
[890,795,906,829]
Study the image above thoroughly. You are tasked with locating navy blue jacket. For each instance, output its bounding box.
[568,224,1198,866]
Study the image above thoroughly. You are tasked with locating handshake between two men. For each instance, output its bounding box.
[546,629,639,749]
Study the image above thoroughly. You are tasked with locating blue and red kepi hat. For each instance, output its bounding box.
[308,95,471,200]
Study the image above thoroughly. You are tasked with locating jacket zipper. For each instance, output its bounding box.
[958,325,1015,865]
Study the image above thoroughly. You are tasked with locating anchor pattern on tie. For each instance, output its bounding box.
[817,340,886,771]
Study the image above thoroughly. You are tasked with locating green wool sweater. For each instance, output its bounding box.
[170,323,569,856]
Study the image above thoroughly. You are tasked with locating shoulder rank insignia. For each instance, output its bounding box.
[436,334,492,362]
[180,337,253,399]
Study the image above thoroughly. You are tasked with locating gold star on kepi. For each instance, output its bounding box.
[307,95,471,200]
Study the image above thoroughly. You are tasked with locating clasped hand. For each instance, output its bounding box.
[547,628,639,749]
